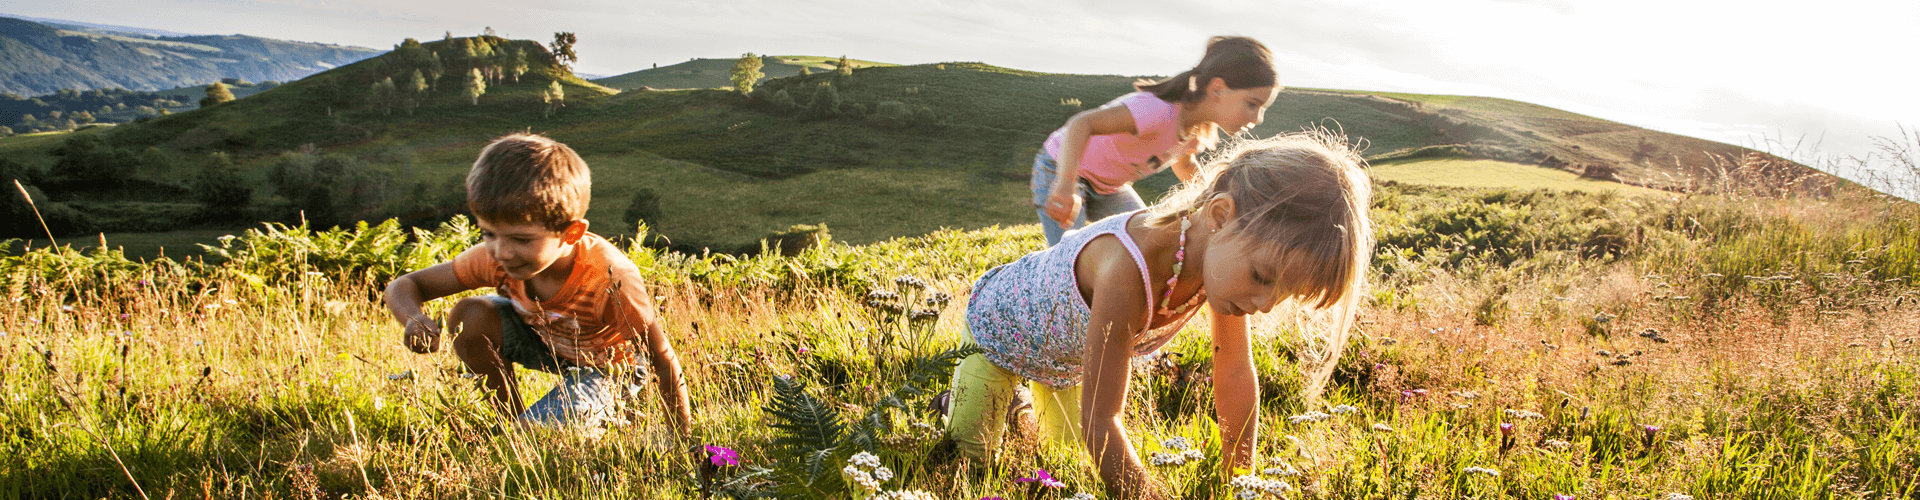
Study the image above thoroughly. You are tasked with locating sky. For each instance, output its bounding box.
[6,0,1915,190]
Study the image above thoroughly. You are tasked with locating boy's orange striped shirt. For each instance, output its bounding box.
[450,233,654,367]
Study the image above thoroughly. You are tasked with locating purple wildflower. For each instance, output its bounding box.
[1554,495,1576,500]
[1499,422,1514,437]
[704,445,740,467]
[1014,469,1066,488]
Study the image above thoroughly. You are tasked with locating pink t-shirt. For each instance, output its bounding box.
[1042,92,1194,194]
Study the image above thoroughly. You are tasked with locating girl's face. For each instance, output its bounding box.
[1201,232,1297,317]
[475,217,585,281]
[1201,82,1280,136]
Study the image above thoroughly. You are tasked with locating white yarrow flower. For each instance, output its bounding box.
[1462,466,1501,477]
[1070,493,1096,500]
[1162,436,1193,451]
[872,466,894,482]
[1330,404,1357,414]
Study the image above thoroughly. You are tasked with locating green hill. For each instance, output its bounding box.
[591,55,894,91]
[0,15,382,96]
[0,44,1840,257]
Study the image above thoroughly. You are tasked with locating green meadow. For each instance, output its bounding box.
[3,35,1915,500]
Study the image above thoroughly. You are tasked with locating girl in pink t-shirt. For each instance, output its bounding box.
[1037,36,1283,245]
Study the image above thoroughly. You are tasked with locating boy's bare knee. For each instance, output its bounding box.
[449,297,503,359]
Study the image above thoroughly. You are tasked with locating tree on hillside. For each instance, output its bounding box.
[835,55,853,79]
[550,32,578,71]
[464,69,487,105]
[200,82,236,108]
[809,82,841,120]
[508,48,529,83]
[731,52,764,95]
[425,53,445,92]
[543,80,564,118]
[799,66,811,76]
[193,152,251,220]
[406,70,428,98]
[368,77,398,116]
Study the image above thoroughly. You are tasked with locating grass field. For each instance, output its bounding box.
[2,184,1917,499]
[1371,158,1670,196]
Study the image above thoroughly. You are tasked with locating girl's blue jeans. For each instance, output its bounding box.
[1030,151,1145,246]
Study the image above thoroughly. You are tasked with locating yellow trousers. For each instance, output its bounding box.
[946,352,1083,462]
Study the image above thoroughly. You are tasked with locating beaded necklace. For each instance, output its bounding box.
[1159,214,1197,317]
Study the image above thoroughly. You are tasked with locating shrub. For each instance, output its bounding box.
[623,188,663,229]
[192,152,252,221]
[869,101,911,129]
[808,82,841,120]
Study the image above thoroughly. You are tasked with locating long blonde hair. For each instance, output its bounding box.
[1148,129,1374,402]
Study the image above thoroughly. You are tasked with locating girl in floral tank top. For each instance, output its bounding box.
[948,131,1376,500]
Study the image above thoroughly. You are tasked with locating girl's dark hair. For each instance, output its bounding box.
[1135,36,1277,105]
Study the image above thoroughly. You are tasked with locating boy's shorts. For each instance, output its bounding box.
[479,295,648,426]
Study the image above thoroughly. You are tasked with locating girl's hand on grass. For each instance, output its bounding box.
[404,314,442,354]
[1046,190,1082,227]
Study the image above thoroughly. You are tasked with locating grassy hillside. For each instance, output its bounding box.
[0,15,381,96]
[592,55,893,91]
[0,46,1844,257]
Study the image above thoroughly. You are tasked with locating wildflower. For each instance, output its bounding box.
[1013,469,1066,488]
[1499,422,1514,437]
[1592,312,1614,323]
[850,451,882,468]
[1287,411,1333,424]
[894,276,928,289]
[1642,424,1661,438]
[1330,404,1357,414]
[1370,423,1394,432]
[1542,439,1572,449]
[1262,463,1299,477]
[874,491,937,500]
[1228,473,1293,498]
[704,445,740,467]
[1148,452,1187,466]
[1553,495,1575,500]
[872,466,893,482]
[844,467,880,491]
[388,371,414,381]
[1162,436,1192,451]
[1462,466,1500,477]
[1662,494,1695,500]
[1070,493,1096,500]
[797,345,810,355]
[193,340,204,347]
[1502,409,1544,420]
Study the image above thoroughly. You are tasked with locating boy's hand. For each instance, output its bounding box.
[403,314,443,353]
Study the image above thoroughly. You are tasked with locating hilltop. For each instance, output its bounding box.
[0,15,382,96]
[0,46,1843,256]
[592,55,893,91]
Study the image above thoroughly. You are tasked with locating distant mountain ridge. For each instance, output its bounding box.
[0,15,382,96]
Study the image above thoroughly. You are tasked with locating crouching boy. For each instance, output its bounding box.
[383,133,691,434]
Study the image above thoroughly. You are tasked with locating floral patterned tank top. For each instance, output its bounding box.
[966,210,1200,388]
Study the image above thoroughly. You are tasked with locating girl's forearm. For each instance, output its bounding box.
[1214,367,1260,470]
[1054,114,1092,194]
[1087,420,1155,498]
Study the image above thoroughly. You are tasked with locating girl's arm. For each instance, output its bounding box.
[1210,309,1260,472]
[1170,151,1199,183]
[1076,236,1166,499]
[1048,105,1141,226]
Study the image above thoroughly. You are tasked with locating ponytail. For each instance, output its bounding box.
[1135,36,1278,151]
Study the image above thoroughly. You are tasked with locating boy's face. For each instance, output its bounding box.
[475,217,587,281]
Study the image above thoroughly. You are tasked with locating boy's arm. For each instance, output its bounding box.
[1210,309,1259,473]
[617,275,692,437]
[384,262,470,353]
[643,312,693,437]
[1076,236,1167,500]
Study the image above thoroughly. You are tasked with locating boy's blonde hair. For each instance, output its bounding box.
[466,133,591,231]
[1147,129,1374,401]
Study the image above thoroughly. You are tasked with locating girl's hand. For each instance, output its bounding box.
[403,314,442,354]
[1045,190,1082,227]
